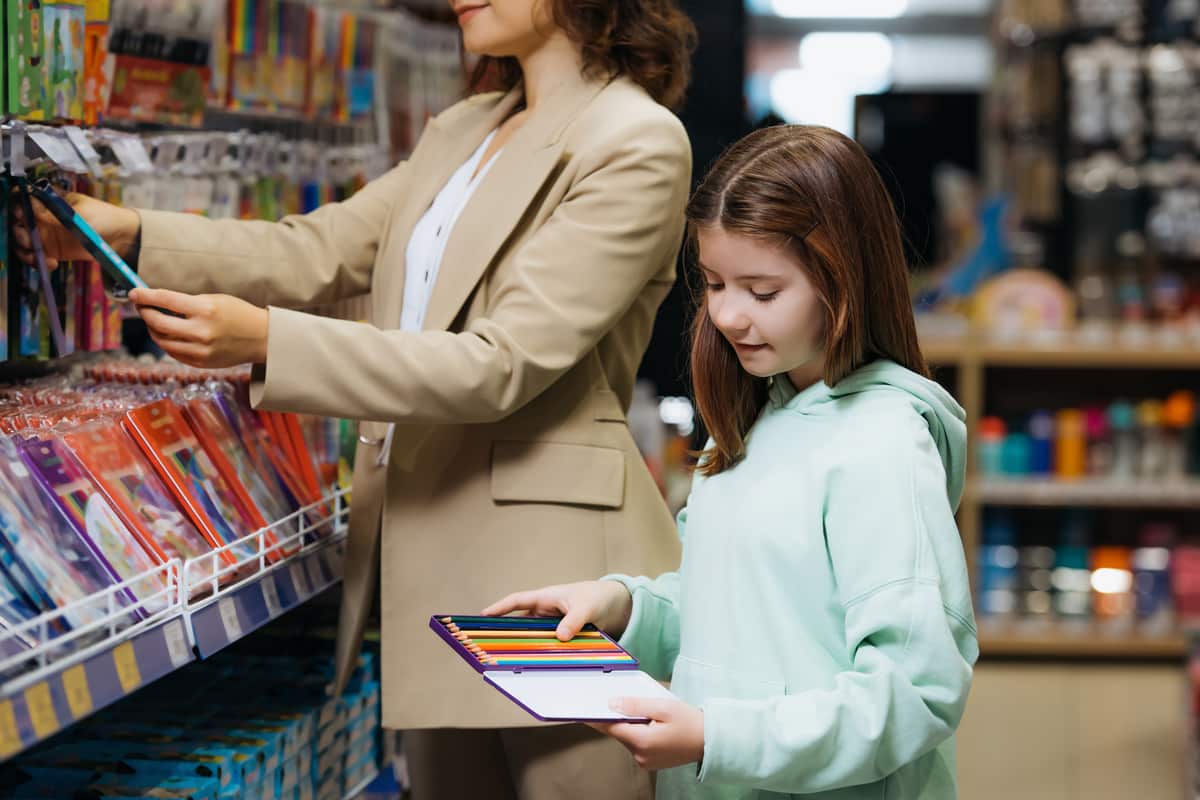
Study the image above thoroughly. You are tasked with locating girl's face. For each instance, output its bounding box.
[451,0,554,59]
[697,226,826,385]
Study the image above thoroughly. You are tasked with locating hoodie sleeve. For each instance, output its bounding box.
[599,503,688,682]
[697,415,978,793]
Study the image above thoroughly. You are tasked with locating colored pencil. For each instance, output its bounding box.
[465,642,624,652]
[451,630,605,639]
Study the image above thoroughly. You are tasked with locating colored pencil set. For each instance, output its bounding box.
[431,615,638,672]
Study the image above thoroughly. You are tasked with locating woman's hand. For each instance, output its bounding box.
[11,191,141,268]
[591,698,705,770]
[130,288,269,369]
[482,580,635,641]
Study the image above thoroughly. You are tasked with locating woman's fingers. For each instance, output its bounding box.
[139,306,196,341]
[130,288,210,318]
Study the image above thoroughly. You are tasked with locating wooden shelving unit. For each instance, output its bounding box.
[922,333,1200,661]
[969,477,1200,508]
[979,630,1188,659]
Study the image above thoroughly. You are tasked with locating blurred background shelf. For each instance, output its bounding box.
[979,630,1188,660]
[968,478,1200,508]
[922,337,1200,369]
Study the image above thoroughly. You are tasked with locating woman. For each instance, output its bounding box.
[16,1,696,796]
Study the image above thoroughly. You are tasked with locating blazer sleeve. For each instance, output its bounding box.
[135,159,410,309]
[248,112,691,424]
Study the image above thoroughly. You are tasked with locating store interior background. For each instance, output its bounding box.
[654,2,1198,799]
[0,0,1195,797]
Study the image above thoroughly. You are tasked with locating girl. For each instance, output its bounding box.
[16,1,696,797]
[485,125,978,800]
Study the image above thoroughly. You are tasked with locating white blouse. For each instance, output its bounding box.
[400,129,500,331]
[377,130,501,463]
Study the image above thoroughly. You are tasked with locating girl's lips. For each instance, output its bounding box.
[456,5,486,22]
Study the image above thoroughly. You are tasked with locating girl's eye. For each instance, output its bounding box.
[752,291,780,303]
[705,283,724,292]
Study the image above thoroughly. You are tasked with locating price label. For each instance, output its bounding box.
[261,576,282,617]
[163,620,191,668]
[111,136,154,174]
[0,700,20,759]
[113,642,141,693]
[290,562,311,597]
[62,126,104,176]
[218,597,243,641]
[23,683,59,739]
[29,130,88,174]
[62,665,93,719]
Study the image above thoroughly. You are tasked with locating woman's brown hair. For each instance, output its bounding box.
[688,125,928,476]
[470,0,696,111]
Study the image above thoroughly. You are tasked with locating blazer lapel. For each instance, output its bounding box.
[420,74,610,333]
[374,87,524,329]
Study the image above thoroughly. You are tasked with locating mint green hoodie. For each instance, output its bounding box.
[605,360,978,800]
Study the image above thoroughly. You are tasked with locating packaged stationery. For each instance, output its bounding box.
[62,419,214,564]
[19,434,166,615]
[122,400,258,566]
[0,436,117,630]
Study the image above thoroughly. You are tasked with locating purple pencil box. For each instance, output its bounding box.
[430,614,677,723]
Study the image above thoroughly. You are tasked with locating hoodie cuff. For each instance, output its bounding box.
[597,574,645,649]
[696,697,768,786]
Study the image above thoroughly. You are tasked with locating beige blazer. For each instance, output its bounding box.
[136,72,691,729]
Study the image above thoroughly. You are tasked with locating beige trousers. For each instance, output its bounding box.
[403,725,654,800]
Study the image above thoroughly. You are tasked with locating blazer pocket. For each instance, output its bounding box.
[491,440,626,509]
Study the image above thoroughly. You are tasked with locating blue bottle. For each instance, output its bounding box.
[1028,411,1055,475]
[979,511,1019,621]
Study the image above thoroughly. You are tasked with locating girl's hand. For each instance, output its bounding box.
[591,697,705,770]
[482,580,634,641]
[130,288,269,369]
[12,191,141,268]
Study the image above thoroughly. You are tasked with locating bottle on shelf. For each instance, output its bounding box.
[979,511,1020,625]
[1108,400,1139,478]
[1162,390,1195,480]
[1018,539,1056,629]
[1052,511,1093,629]
[1136,399,1167,478]
[1084,405,1114,476]
[1055,409,1087,479]
[978,417,1007,477]
[1091,544,1136,633]
[1001,431,1032,476]
[1028,410,1055,475]
[1132,522,1175,635]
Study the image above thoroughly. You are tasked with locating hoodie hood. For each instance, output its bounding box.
[770,360,967,509]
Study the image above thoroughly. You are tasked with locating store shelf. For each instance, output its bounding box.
[978,341,1200,369]
[979,630,1188,659]
[922,339,968,365]
[969,477,1200,508]
[0,490,349,762]
[920,336,1200,369]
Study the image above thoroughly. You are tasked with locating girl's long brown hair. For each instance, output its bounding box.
[688,125,928,476]
[470,0,696,110]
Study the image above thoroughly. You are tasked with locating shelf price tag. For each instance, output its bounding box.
[0,700,20,759]
[261,576,282,618]
[163,620,191,668]
[23,682,59,739]
[218,597,243,641]
[62,665,94,719]
[113,642,142,693]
